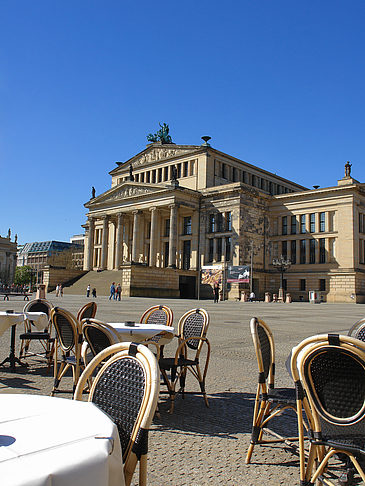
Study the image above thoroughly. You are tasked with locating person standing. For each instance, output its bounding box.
[59,284,63,297]
[249,291,255,302]
[109,282,116,300]
[55,284,60,297]
[92,288,97,298]
[86,285,91,298]
[116,283,122,301]
[213,282,220,303]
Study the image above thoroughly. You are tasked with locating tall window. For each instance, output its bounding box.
[319,279,326,291]
[217,238,222,261]
[183,161,188,177]
[291,240,297,264]
[310,213,315,233]
[222,163,226,179]
[216,213,223,232]
[319,238,326,263]
[164,242,169,267]
[282,216,288,235]
[183,240,191,270]
[319,212,326,232]
[300,214,306,234]
[164,219,170,237]
[208,239,214,262]
[300,239,306,264]
[225,237,232,261]
[300,279,306,291]
[209,214,216,233]
[309,239,316,264]
[183,216,192,235]
[291,215,297,235]
[282,241,287,259]
[226,212,232,231]
[359,214,365,234]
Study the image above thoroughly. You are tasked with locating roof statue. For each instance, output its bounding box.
[129,163,135,181]
[91,186,96,199]
[147,123,173,144]
[345,161,352,177]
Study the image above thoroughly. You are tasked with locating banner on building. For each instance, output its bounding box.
[227,265,250,283]
[201,265,222,286]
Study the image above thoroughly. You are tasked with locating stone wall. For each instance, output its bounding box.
[43,266,86,292]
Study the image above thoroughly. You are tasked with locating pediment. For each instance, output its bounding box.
[85,182,166,207]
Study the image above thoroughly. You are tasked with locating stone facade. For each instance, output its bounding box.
[83,141,365,302]
[0,229,17,284]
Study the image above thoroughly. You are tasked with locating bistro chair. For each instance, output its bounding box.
[81,318,120,363]
[76,301,97,321]
[74,342,160,486]
[348,317,365,341]
[19,298,54,367]
[291,333,365,486]
[158,308,210,413]
[50,307,84,395]
[140,304,174,357]
[246,317,298,464]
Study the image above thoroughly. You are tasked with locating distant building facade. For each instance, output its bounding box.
[0,229,17,284]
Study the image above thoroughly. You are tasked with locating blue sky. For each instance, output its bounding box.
[1,1,364,244]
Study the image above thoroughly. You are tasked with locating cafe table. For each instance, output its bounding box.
[107,322,175,344]
[0,311,49,370]
[0,394,125,486]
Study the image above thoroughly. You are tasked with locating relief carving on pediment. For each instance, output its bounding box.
[108,186,152,200]
[132,147,193,167]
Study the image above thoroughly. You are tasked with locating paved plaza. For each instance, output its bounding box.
[0,294,364,485]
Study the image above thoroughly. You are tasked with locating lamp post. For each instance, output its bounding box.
[272,255,291,302]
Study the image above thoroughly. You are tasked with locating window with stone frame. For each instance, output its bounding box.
[164,242,169,267]
[309,239,316,263]
[291,215,297,235]
[300,239,306,264]
[282,216,288,235]
[216,213,224,232]
[221,163,227,179]
[217,237,222,261]
[360,214,365,234]
[319,279,326,291]
[164,219,170,237]
[225,212,232,231]
[300,279,306,291]
[209,214,216,233]
[319,212,326,232]
[291,240,297,264]
[183,216,192,235]
[225,236,232,261]
[310,213,315,233]
[319,238,326,263]
[300,214,306,234]
[182,240,191,270]
[282,241,288,259]
[208,239,214,262]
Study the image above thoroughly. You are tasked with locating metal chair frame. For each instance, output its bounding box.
[74,342,160,486]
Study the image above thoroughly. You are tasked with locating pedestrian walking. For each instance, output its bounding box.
[213,282,220,303]
[86,285,91,298]
[55,284,60,297]
[92,288,97,298]
[109,282,116,300]
[116,283,122,301]
[249,291,255,302]
[59,284,63,297]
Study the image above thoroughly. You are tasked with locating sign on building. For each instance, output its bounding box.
[227,265,250,283]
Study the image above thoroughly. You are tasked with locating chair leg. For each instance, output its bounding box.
[139,455,147,486]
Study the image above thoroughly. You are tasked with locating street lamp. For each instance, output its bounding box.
[272,255,291,302]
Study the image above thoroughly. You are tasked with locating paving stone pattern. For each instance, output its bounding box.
[0,295,363,485]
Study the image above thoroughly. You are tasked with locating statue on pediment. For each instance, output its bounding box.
[345,161,352,177]
[147,123,173,144]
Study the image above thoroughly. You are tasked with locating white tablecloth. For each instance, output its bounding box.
[0,312,49,337]
[107,322,174,343]
[0,394,125,486]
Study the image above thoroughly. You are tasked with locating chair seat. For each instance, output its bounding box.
[19,332,51,340]
[159,356,198,370]
[319,436,365,455]
[266,387,296,405]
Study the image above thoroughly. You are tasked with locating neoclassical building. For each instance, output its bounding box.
[83,138,365,302]
[0,229,17,285]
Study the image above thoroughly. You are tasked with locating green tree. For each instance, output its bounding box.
[14,266,33,286]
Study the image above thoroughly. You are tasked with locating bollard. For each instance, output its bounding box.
[36,284,46,300]
[265,292,272,303]
[285,293,292,303]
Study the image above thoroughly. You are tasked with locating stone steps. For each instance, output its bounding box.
[57,270,123,296]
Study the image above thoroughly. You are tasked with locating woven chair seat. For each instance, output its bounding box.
[19,332,51,340]
[159,356,198,370]
[267,386,296,405]
[321,436,365,454]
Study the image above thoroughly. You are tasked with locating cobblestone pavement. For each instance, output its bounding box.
[0,295,363,485]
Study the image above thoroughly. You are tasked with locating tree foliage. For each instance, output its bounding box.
[14,266,34,285]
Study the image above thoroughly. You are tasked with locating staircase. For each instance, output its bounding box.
[61,270,123,296]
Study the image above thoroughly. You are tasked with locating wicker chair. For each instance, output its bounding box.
[74,342,160,486]
[19,299,54,366]
[76,301,97,321]
[140,304,174,357]
[348,317,365,341]
[81,318,120,360]
[159,308,210,413]
[50,307,84,395]
[246,317,298,464]
[291,333,365,486]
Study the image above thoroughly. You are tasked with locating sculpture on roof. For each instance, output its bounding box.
[345,161,352,177]
[147,123,173,144]
[7,228,11,239]
[129,163,134,181]
[91,186,96,199]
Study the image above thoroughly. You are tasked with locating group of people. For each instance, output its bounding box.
[109,282,122,301]
[86,285,97,298]
[55,284,63,297]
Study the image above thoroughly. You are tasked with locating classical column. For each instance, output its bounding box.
[213,238,217,263]
[168,204,178,268]
[115,213,123,269]
[132,210,140,263]
[101,216,109,270]
[85,217,95,270]
[149,207,158,266]
[222,237,226,263]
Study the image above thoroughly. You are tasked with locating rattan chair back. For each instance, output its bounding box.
[140,304,173,326]
[23,298,53,317]
[77,302,97,322]
[348,317,365,342]
[250,317,275,385]
[51,307,79,352]
[178,308,209,352]
[291,334,365,484]
[74,342,160,486]
[82,319,119,358]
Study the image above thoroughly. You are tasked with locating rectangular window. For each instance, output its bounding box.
[225,237,232,261]
[291,215,297,235]
[291,240,297,264]
[208,239,214,262]
[216,213,223,232]
[182,240,191,270]
[222,163,226,179]
[158,168,162,182]
[300,279,306,291]
[217,238,222,261]
[183,216,192,235]
[300,214,306,234]
[319,279,326,291]
[282,216,288,235]
[232,167,238,182]
[283,279,287,291]
[360,214,364,234]
[209,214,216,233]
[164,242,169,267]
[319,238,326,263]
[183,161,188,177]
[164,219,170,237]
[225,212,232,231]
[300,239,306,264]
[309,239,316,264]
[319,212,326,232]
[146,171,151,183]
[282,241,287,259]
[310,213,315,233]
